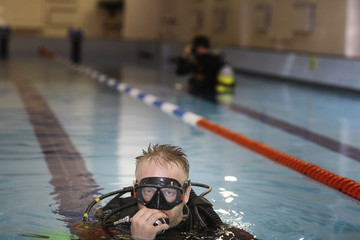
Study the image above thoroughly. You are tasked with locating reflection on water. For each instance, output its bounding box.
[216,208,255,236]
[224,176,238,182]
[219,187,239,203]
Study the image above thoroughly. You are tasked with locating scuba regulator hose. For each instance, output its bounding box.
[82,186,134,222]
[188,183,223,229]
[82,182,220,229]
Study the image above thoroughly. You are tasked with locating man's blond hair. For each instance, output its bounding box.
[135,143,190,179]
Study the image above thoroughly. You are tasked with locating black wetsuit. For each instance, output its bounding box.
[176,53,224,93]
[94,190,257,240]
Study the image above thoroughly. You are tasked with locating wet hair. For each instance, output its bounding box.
[135,143,190,178]
[192,35,211,49]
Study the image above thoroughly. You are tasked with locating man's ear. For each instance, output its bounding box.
[184,184,192,204]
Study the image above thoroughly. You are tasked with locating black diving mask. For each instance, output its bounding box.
[134,177,190,210]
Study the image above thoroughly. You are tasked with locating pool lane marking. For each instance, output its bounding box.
[38,47,360,201]
[226,103,360,163]
[12,72,102,227]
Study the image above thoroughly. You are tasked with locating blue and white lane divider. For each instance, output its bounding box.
[55,57,203,127]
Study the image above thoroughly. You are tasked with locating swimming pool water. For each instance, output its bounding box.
[1,57,360,240]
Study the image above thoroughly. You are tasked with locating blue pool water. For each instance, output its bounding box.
[1,54,360,240]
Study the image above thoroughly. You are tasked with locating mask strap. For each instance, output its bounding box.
[181,179,191,201]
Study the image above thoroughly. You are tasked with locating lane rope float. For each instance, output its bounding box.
[38,47,360,201]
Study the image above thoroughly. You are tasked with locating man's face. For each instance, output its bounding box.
[135,159,191,228]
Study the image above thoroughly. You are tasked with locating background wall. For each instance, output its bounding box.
[248,0,346,54]
[122,0,161,40]
[0,0,117,37]
[122,0,360,58]
[1,0,360,91]
[1,0,360,57]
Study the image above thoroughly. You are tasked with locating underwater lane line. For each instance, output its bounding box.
[185,91,360,163]
[226,103,360,163]
[12,72,102,227]
[38,47,360,202]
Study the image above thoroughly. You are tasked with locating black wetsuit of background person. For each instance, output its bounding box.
[176,36,225,95]
[89,189,258,240]
[176,53,224,93]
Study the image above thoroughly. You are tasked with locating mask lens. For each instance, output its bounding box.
[141,187,157,202]
[160,188,180,203]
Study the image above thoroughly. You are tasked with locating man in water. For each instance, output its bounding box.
[130,143,192,238]
[80,144,257,239]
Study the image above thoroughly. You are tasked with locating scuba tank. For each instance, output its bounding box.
[211,48,235,93]
[216,63,235,93]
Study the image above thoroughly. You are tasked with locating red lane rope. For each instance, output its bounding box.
[197,118,360,201]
